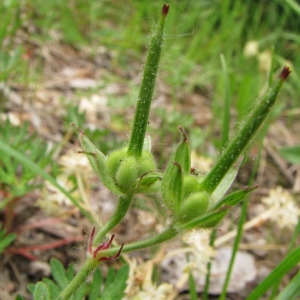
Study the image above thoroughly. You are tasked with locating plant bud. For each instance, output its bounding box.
[179,192,209,223]
[106,149,126,179]
[115,156,139,192]
[182,174,199,199]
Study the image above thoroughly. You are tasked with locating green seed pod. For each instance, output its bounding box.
[179,192,209,223]
[141,150,154,160]
[115,156,139,192]
[139,159,156,176]
[182,174,199,199]
[106,149,127,179]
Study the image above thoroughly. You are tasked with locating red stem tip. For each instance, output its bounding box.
[162,4,169,16]
[280,66,291,80]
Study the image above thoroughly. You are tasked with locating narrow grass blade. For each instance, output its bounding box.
[246,246,300,300]
[220,54,231,147]
[276,270,300,300]
[0,139,94,223]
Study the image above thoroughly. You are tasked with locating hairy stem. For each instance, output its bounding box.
[59,258,98,300]
[93,194,133,245]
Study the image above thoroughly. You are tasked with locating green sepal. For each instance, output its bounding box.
[174,126,191,173]
[161,127,192,213]
[136,171,161,194]
[214,186,257,209]
[209,157,242,209]
[162,161,183,214]
[178,207,228,231]
[71,123,124,195]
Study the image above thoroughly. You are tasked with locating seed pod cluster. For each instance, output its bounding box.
[179,191,210,223]
[106,148,157,194]
[162,127,211,224]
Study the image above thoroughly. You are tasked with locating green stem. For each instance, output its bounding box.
[60,226,177,299]
[127,4,169,158]
[100,226,178,257]
[219,199,248,300]
[59,257,99,300]
[93,194,133,245]
[200,67,290,193]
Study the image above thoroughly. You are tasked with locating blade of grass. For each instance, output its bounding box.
[219,199,248,300]
[188,271,198,300]
[0,140,95,223]
[276,269,300,300]
[220,54,231,148]
[219,130,264,299]
[203,229,217,300]
[284,0,300,15]
[269,218,300,298]
[246,246,300,300]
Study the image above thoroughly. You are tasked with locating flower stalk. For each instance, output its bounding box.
[93,194,133,245]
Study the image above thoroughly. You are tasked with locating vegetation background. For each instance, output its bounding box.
[0,0,299,299]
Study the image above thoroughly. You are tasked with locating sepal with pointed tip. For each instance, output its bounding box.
[162,127,191,214]
[71,123,124,196]
[175,126,191,173]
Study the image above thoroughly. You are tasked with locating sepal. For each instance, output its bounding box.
[71,123,124,195]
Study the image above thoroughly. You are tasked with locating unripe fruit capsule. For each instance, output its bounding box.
[116,157,139,192]
[139,159,156,176]
[183,174,199,199]
[179,192,209,223]
[106,149,126,179]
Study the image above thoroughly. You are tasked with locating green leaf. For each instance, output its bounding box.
[0,136,94,223]
[66,264,75,282]
[0,226,16,254]
[100,265,129,300]
[50,258,70,290]
[279,145,300,164]
[28,284,35,294]
[42,278,61,299]
[246,246,300,300]
[33,282,51,300]
[89,269,102,300]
